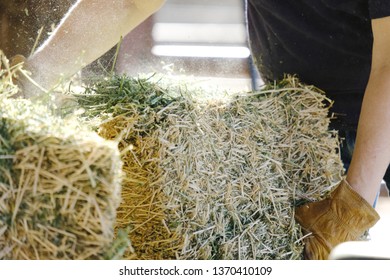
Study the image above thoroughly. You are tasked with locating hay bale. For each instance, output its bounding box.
[0,52,125,259]
[77,75,344,260]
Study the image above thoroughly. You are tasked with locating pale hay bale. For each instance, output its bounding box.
[77,75,344,260]
[0,52,125,259]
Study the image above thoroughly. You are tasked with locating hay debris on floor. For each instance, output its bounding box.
[0,51,126,260]
[77,74,344,260]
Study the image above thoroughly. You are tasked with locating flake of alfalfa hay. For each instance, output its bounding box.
[0,94,125,259]
[75,74,344,260]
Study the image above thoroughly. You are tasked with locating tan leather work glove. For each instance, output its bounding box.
[295,179,380,260]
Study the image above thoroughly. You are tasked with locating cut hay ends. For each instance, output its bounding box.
[77,75,344,260]
[0,53,124,259]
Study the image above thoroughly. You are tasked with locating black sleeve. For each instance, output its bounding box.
[369,0,390,19]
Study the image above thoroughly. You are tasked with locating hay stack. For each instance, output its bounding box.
[77,75,344,260]
[0,52,124,259]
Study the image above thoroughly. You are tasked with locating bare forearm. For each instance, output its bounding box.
[347,67,390,205]
[26,0,165,90]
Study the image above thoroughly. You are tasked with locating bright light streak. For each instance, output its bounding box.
[152,23,247,44]
[151,45,251,59]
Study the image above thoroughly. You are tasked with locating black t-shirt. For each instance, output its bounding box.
[246,0,390,128]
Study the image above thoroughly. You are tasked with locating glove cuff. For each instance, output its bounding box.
[332,179,380,231]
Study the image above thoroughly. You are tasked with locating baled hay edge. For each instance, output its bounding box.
[0,54,128,259]
[77,75,344,260]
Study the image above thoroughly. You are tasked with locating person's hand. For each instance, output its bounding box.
[295,179,380,260]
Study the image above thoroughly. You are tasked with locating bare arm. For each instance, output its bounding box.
[346,16,390,205]
[25,0,165,94]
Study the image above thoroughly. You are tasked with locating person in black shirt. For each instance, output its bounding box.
[15,0,390,259]
[247,1,388,259]
[247,1,390,178]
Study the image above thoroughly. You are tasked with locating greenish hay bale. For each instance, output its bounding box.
[77,76,183,260]
[0,54,126,259]
[77,75,344,260]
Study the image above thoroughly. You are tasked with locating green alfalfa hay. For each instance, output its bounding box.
[0,51,130,259]
[76,75,184,260]
[77,74,344,260]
